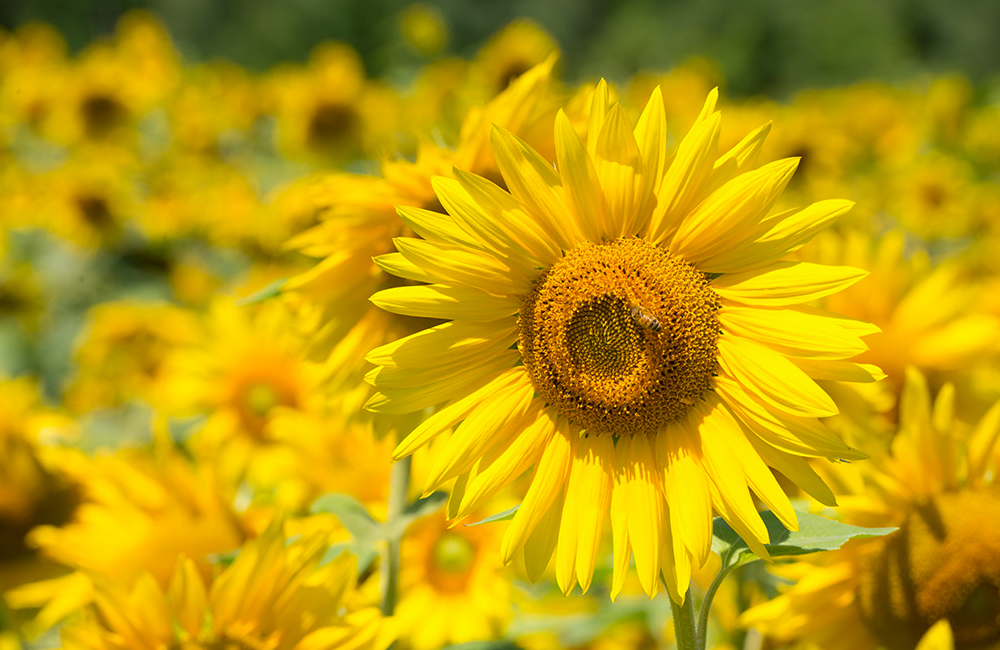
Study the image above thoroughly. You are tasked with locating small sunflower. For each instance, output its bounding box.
[283,58,559,428]
[366,86,881,600]
[741,367,1000,650]
[5,445,245,634]
[58,523,392,650]
[395,511,509,650]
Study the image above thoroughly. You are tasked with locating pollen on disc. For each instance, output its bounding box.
[517,238,720,437]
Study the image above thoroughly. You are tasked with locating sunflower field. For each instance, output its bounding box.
[3,4,1000,650]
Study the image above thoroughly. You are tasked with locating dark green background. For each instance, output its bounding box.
[3,0,1000,96]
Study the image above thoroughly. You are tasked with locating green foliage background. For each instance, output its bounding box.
[4,0,1000,96]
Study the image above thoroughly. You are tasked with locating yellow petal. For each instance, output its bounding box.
[593,103,647,238]
[423,380,537,490]
[699,199,854,274]
[656,423,713,565]
[458,407,557,518]
[501,424,573,564]
[648,111,720,244]
[391,368,524,457]
[453,168,563,265]
[670,158,799,265]
[555,109,611,242]
[720,304,871,360]
[571,434,614,592]
[713,262,868,306]
[490,124,583,250]
[370,283,519,321]
[394,236,532,296]
[718,335,838,418]
[622,435,663,597]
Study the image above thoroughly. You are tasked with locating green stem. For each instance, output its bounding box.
[670,587,700,650]
[380,455,411,616]
[696,556,754,648]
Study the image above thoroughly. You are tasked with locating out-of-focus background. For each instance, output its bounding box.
[4,0,1000,95]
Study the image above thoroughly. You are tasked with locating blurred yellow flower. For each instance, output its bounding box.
[284,57,560,430]
[395,512,509,650]
[59,522,392,650]
[6,443,245,634]
[742,368,1000,650]
[64,301,201,413]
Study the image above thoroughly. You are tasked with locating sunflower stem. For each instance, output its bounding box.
[670,587,700,650]
[380,455,411,616]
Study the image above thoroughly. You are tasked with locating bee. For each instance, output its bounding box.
[629,305,662,332]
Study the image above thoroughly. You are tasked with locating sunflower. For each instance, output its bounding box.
[741,368,1000,650]
[164,299,325,481]
[5,444,245,634]
[64,301,201,413]
[283,57,560,428]
[366,85,881,601]
[811,228,1000,431]
[395,510,510,650]
[58,522,392,650]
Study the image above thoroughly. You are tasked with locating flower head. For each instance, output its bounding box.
[367,85,881,600]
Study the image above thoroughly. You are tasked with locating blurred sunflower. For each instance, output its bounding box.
[395,511,509,650]
[367,85,881,601]
[268,42,399,162]
[812,229,1000,430]
[0,378,79,593]
[41,12,178,145]
[742,367,1000,650]
[64,301,201,413]
[59,523,392,650]
[164,298,326,481]
[5,443,245,634]
[283,57,560,429]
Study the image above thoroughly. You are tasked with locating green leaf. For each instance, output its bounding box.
[234,278,287,306]
[383,491,448,539]
[321,542,379,574]
[443,642,522,650]
[466,505,519,526]
[310,493,381,541]
[712,510,896,566]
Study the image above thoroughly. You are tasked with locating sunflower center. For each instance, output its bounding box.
[244,382,281,418]
[857,487,1000,650]
[518,238,720,437]
[431,532,476,574]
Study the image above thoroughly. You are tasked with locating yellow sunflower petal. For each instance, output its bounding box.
[713,262,868,306]
[554,109,611,241]
[490,125,583,250]
[501,423,572,564]
[656,422,713,565]
[622,435,663,597]
[593,103,647,238]
[523,497,563,582]
[670,157,799,265]
[394,236,532,295]
[718,335,839,418]
[719,304,871,360]
[370,284,519,321]
[571,434,614,592]
[699,199,854,274]
[647,109,720,244]
[391,368,525,457]
[457,407,557,518]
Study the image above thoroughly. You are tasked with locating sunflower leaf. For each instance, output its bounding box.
[465,505,519,526]
[321,542,379,574]
[711,510,896,567]
[310,493,381,541]
[234,278,287,306]
[382,491,448,539]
